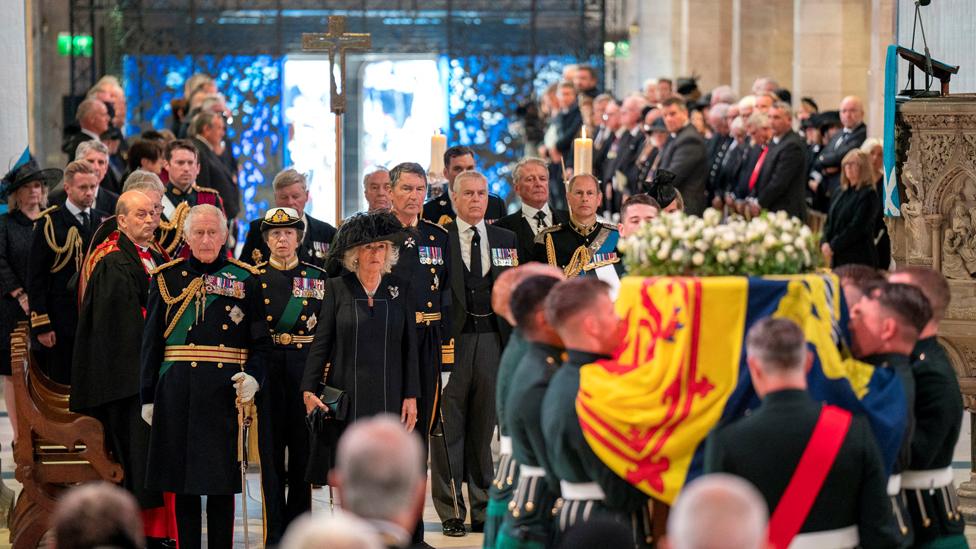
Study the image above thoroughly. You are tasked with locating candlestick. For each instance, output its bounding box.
[574,127,593,176]
[430,131,447,176]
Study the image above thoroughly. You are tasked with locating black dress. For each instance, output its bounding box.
[301,271,420,483]
[0,210,35,374]
[821,185,880,269]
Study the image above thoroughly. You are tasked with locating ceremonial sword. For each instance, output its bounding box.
[237,397,253,549]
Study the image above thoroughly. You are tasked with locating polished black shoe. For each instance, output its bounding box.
[471,521,485,533]
[442,518,467,537]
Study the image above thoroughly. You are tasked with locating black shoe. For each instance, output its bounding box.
[442,518,467,537]
[471,521,485,533]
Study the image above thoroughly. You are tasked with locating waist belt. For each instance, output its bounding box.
[500,435,513,456]
[415,312,442,325]
[789,525,859,549]
[559,481,605,501]
[163,344,248,365]
[272,333,314,346]
[887,474,902,496]
[519,464,545,478]
[901,466,954,490]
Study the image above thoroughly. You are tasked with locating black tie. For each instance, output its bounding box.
[80,211,90,232]
[470,227,482,276]
[534,211,548,230]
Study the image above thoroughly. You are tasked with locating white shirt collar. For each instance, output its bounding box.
[772,135,782,145]
[521,202,551,220]
[64,199,89,218]
[455,216,486,237]
[80,128,101,141]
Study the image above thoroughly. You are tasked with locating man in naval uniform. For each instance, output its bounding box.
[239,168,337,269]
[156,139,225,258]
[497,275,565,549]
[889,267,967,548]
[387,161,452,547]
[254,207,327,544]
[540,278,654,548]
[705,318,899,548]
[27,160,109,384]
[422,145,507,226]
[140,204,268,549]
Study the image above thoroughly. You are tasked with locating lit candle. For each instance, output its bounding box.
[430,131,447,176]
[574,127,593,175]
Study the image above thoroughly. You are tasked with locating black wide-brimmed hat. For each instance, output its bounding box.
[1,155,62,200]
[326,211,405,264]
[649,169,679,208]
[260,207,303,233]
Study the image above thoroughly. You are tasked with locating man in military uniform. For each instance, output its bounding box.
[239,168,337,269]
[27,160,109,384]
[706,318,899,548]
[534,173,622,281]
[422,145,507,226]
[540,278,654,548]
[889,267,967,547]
[141,204,268,549]
[72,191,173,544]
[494,157,569,264]
[157,139,225,258]
[254,207,327,544]
[849,282,933,546]
[497,275,564,549]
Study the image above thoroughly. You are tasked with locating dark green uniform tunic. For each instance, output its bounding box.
[497,342,564,549]
[905,337,966,548]
[540,350,653,548]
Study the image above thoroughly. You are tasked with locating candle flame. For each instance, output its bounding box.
[582,127,587,140]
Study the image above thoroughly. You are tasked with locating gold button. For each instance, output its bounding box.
[301,315,307,321]
[219,344,225,348]
[181,271,188,276]
[189,343,195,347]
[431,286,436,291]
[429,235,435,241]
[262,283,268,288]
[296,343,303,349]
[217,363,224,369]
[430,268,436,274]
[266,315,273,321]
[222,324,228,330]
[298,330,305,335]
[264,298,270,304]
[225,305,231,311]
[427,301,433,308]
[303,300,308,306]
[301,270,307,276]
[191,362,197,368]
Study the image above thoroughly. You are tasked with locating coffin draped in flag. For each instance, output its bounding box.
[576,274,907,505]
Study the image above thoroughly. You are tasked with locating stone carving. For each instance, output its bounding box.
[943,191,976,279]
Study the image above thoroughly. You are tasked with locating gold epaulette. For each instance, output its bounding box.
[42,211,83,274]
[228,257,261,275]
[599,221,619,232]
[534,224,562,245]
[437,214,453,226]
[250,247,264,264]
[421,218,448,234]
[192,184,221,195]
[150,257,185,276]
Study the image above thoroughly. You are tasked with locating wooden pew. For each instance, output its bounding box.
[8,322,123,548]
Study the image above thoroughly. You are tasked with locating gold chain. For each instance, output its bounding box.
[157,273,205,338]
[43,215,83,274]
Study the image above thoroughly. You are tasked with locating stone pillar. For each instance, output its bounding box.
[1,0,29,167]
[614,0,677,94]
[678,0,733,92]
[733,0,793,97]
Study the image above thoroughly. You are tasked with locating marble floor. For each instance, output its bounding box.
[0,383,973,548]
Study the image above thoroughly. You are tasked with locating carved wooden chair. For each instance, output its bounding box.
[8,322,123,548]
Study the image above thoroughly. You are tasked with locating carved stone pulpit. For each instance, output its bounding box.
[891,95,976,521]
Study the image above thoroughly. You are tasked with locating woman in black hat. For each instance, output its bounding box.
[300,211,419,483]
[0,157,60,436]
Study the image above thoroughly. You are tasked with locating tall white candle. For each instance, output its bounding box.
[574,127,593,175]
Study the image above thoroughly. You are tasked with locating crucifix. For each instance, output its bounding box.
[302,16,371,224]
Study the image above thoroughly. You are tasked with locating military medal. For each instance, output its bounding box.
[404,236,416,249]
[307,313,317,331]
[229,305,245,325]
[432,273,439,291]
[491,248,519,267]
[389,286,399,299]
[204,275,245,298]
[311,241,329,259]
[591,252,618,264]
[293,277,326,299]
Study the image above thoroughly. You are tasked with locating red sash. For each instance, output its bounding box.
[767,405,852,549]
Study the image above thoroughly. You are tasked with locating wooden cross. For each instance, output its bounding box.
[301,16,371,222]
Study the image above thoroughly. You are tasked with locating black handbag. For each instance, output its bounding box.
[306,361,350,432]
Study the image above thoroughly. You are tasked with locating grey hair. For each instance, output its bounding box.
[75,139,109,160]
[75,98,105,122]
[342,241,399,274]
[738,95,756,110]
[745,111,769,130]
[711,85,737,105]
[334,414,424,522]
[771,101,793,119]
[730,116,746,138]
[51,482,145,549]
[189,111,220,138]
[362,167,390,189]
[279,511,382,549]
[512,157,548,184]
[273,168,308,192]
[122,170,165,195]
[389,162,427,189]
[667,474,768,549]
[745,317,807,373]
[450,169,487,194]
[183,204,228,239]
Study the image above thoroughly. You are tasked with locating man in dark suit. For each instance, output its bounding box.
[657,97,708,215]
[494,158,569,264]
[430,170,517,537]
[62,98,111,160]
[705,103,734,202]
[809,96,867,212]
[706,318,899,548]
[28,160,109,384]
[238,168,337,269]
[553,81,584,169]
[423,145,507,225]
[752,102,808,221]
[190,111,240,221]
[593,99,620,184]
[605,95,647,205]
[49,140,120,214]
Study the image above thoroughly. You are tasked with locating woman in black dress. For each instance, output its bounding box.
[0,157,59,440]
[821,149,880,269]
[301,212,419,483]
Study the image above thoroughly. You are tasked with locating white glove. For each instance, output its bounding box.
[232,372,259,402]
[441,372,451,390]
[141,403,154,425]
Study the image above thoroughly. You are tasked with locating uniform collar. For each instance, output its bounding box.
[861,352,910,368]
[760,388,810,406]
[566,349,611,367]
[569,216,598,236]
[269,256,299,271]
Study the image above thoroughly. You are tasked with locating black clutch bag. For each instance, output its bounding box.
[306,362,350,433]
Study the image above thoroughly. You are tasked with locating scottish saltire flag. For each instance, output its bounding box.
[576,274,908,505]
[883,44,901,217]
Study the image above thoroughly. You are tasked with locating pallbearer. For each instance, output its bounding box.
[254,207,326,544]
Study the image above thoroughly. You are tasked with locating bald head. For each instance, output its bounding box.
[839,96,864,129]
[492,264,564,325]
[117,191,156,247]
[664,474,768,549]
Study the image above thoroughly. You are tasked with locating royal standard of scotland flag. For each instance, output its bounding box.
[576,274,907,505]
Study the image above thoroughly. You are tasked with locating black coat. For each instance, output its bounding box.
[754,131,809,221]
[194,137,240,220]
[714,141,748,198]
[493,207,569,264]
[706,134,733,200]
[821,185,880,268]
[605,129,645,195]
[49,186,120,217]
[812,123,868,206]
[238,214,338,269]
[422,192,507,226]
[0,210,34,360]
[553,105,584,161]
[657,124,708,215]
[705,389,900,547]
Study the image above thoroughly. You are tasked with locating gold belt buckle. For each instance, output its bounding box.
[278,333,293,345]
[416,312,424,324]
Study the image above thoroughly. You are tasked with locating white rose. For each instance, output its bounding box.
[671,249,684,262]
[784,244,796,255]
[775,251,786,263]
[717,250,728,264]
[703,208,721,226]
[763,234,778,248]
[728,249,741,263]
[692,252,705,266]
